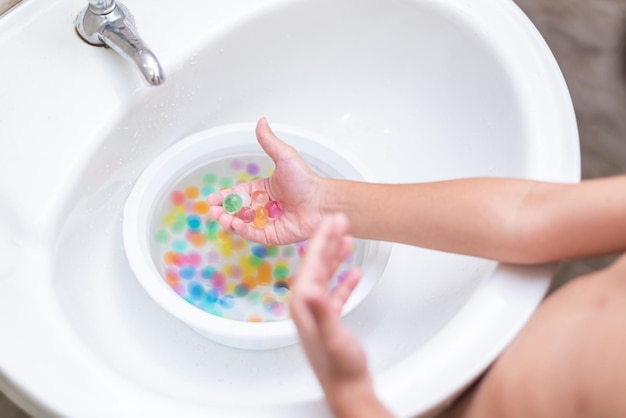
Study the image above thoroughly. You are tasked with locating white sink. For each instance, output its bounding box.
[0,0,579,417]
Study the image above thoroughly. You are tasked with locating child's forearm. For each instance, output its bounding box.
[324,378,394,418]
[323,177,530,261]
[322,175,626,263]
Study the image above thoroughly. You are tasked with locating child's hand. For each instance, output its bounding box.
[290,214,392,417]
[207,117,326,245]
[289,213,371,399]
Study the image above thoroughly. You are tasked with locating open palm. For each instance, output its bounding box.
[207,118,327,245]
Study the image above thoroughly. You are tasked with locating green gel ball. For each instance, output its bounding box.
[171,220,186,234]
[248,255,264,268]
[223,193,243,215]
[220,177,235,189]
[206,219,220,233]
[274,265,289,279]
[203,173,217,185]
[266,246,280,257]
[154,230,169,244]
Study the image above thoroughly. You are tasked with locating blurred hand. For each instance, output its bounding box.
[289,213,370,398]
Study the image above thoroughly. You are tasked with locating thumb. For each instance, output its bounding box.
[255,117,295,163]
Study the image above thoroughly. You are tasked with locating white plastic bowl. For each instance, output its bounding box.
[123,123,392,349]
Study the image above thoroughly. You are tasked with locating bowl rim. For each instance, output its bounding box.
[122,122,392,347]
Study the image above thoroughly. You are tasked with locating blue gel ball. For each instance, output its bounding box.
[252,245,268,258]
[179,266,196,280]
[188,282,204,300]
[218,295,235,310]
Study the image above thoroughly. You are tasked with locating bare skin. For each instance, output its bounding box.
[208,118,626,263]
[289,213,393,418]
[209,118,626,417]
[207,119,325,246]
[460,254,626,417]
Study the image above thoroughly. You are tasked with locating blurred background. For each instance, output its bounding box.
[1,0,626,416]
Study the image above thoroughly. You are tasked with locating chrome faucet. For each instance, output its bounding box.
[75,0,165,86]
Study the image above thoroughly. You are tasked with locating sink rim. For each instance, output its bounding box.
[0,0,579,416]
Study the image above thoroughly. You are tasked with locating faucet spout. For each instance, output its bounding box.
[75,1,165,86]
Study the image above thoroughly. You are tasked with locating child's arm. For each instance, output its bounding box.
[324,175,626,263]
[209,118,626,263]
[289,213,394,418]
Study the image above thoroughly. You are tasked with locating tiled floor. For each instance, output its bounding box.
[2,0,625,416]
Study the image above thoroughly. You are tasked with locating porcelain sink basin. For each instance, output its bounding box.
[0,0,579,417]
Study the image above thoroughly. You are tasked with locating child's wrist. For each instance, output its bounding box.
[324,376,392,418]
[318,177,343,215]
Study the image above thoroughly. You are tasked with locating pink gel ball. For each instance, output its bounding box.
[265,201,283,219]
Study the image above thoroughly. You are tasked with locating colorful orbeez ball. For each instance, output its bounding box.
[150,154,360,322]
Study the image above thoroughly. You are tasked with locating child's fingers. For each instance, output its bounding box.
[335,235,355,267]
[315,217,353,280]
[293,214,354,312]
[206,192,224,206]
[307,295,351,357]
[212,211,237,234]
[208,205,225,220]
[296,216,346,290]
[290,292,321,350]
[329,267,361,315]
[311,214,350,258]
[206,187,239,206]
[230,220,269,244]
[206,179,265,207]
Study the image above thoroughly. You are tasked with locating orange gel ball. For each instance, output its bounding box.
[257,262,273,285]
[252,205,269,229]
[184,186,200,200]
[189,233,207,248]
[248,315,262,323]
[192,201,210,214]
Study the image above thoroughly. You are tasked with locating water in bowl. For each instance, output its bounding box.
[150,153,361,322]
